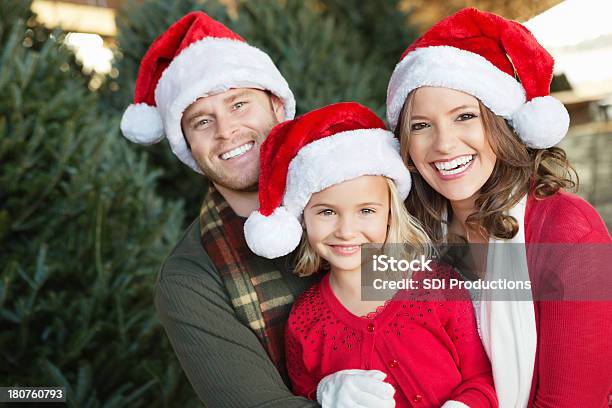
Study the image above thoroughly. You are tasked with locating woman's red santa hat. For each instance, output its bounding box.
[245,102,412,259]
[120,11,296,173]
[387,7,569,149]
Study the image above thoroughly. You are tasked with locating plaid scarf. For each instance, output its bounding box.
[199,185,299,382]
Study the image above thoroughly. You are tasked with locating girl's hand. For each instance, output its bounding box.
[316,369,396,408]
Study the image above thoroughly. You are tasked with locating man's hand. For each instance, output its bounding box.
[316,369,396,408]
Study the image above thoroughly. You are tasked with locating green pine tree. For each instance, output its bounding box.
[318,0,419,109]
[0,2,197,406]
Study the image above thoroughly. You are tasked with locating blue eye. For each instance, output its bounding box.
[318,209,335,216]
[233,101,246,109]
[361,208,375,215]
[195,118,211,128]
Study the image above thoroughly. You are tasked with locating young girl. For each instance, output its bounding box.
[386,8,612,407]
[245,102,497,408]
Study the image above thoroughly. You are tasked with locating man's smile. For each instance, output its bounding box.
[219,141,255,160]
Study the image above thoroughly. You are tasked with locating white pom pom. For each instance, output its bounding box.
[511,96,569,149]
[244,206,303,259]
[120,103,165,145]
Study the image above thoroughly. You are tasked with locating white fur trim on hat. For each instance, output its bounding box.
[283,129,411,219]
[511,95,569,148]
[120,103,165,145]
[155,37,296,173]
[386,46,526,130]
[244,206,303,258]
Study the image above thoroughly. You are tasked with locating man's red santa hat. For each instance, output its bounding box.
[120,11,296,173]
[387,7,569,149]
[244,102,412,259]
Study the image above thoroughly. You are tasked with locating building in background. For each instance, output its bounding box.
[31,0,118,88]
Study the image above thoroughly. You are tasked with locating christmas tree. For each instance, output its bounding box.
[0,1,197,406]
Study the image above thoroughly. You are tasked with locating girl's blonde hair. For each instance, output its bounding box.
[395,89,577,243]
[294,177,431,277]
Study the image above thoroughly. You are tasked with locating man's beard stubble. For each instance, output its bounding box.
[195,117,277,193]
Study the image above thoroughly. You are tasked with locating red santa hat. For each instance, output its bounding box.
[387,7,569,149]
[120,11,296,173]
[244,102,412,259]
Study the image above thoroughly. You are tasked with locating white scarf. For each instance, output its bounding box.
[445,196,537,407]
[481,196,537,407]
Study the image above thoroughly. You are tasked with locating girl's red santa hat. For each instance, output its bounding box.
[244,102,412,259]
[120,11,296,173]
[387,7,569,149]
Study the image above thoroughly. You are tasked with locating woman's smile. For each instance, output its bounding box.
[431,154,476,180]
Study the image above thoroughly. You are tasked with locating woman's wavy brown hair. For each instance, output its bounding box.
[395,90,578,243]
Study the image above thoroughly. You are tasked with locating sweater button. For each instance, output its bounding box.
[388,359,399,368]
[367,323,375,332]
[412,394,423,403]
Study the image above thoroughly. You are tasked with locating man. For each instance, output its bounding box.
[121,11,394,408]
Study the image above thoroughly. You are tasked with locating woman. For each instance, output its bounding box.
[386,7,612,407]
